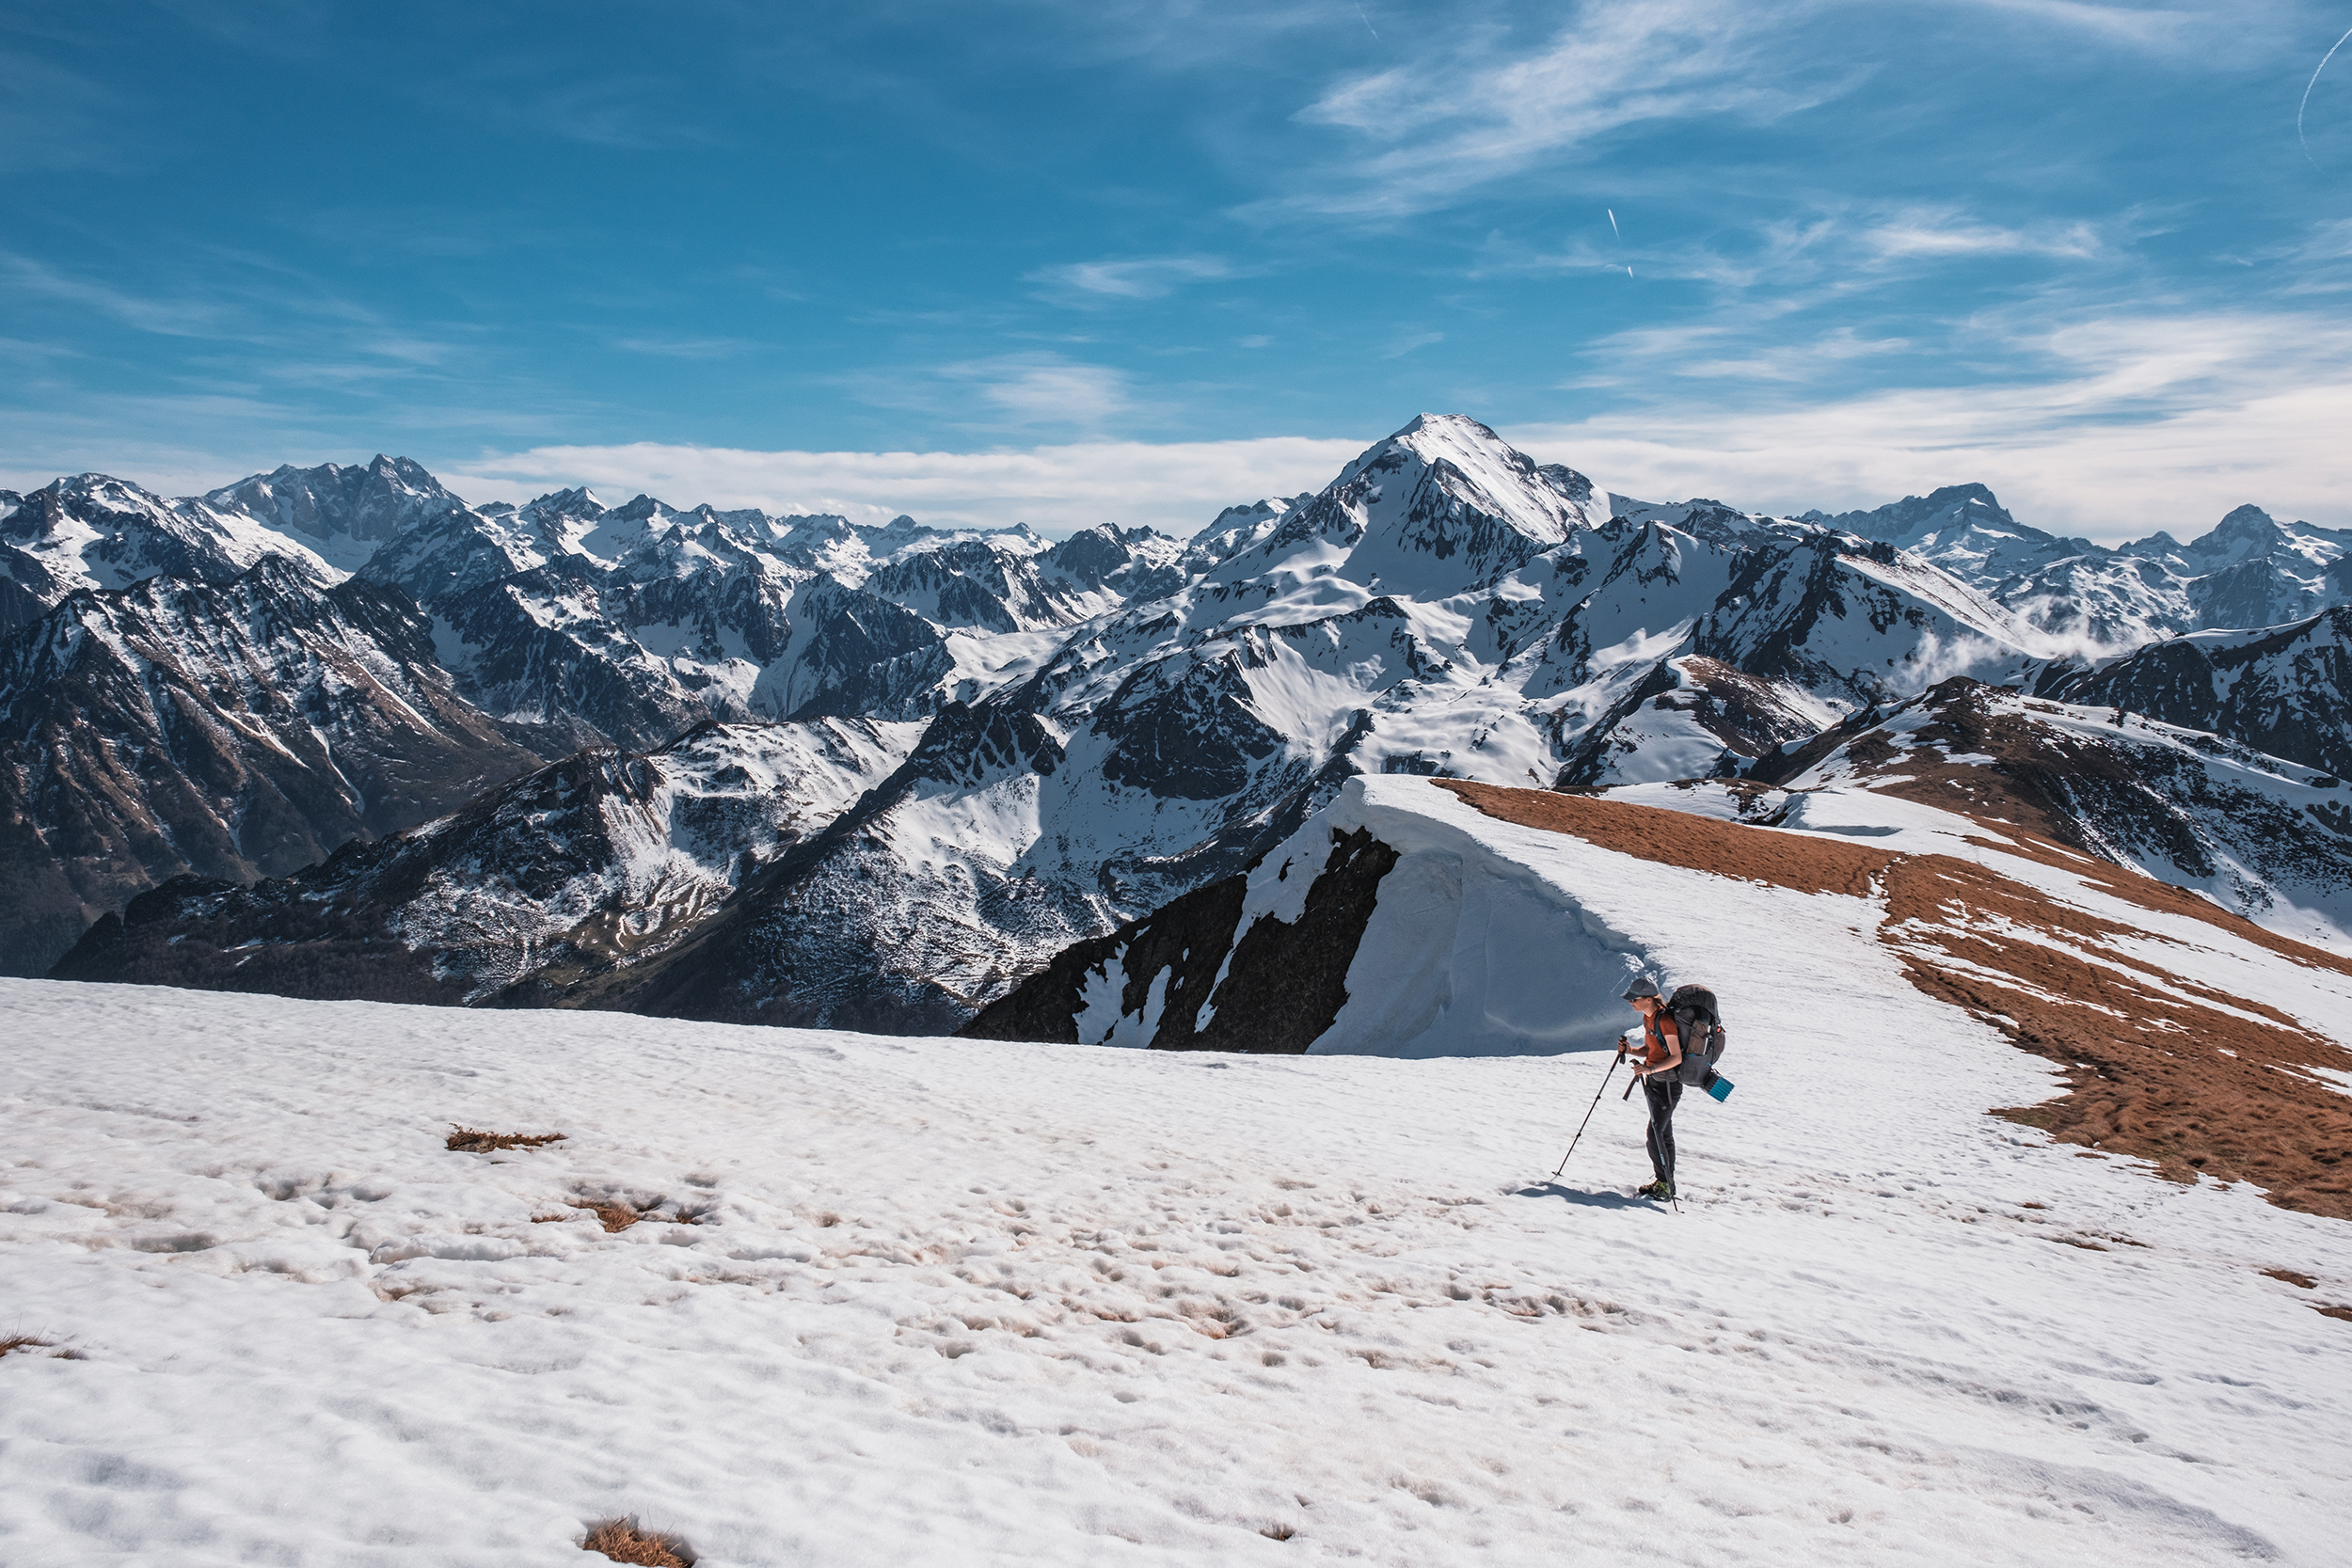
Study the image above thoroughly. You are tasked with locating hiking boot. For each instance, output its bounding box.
[1635,1180,1668,1198]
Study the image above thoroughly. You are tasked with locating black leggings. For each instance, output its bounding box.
[1643,1075,1683,1183]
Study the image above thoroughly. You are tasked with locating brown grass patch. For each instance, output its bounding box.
[2318,1305,2352,1323]
[447,1127,567,1152]
[581,1516,693,1565]
[1,1335,53,1357]
[579,1201,638,1233]
[1437,780,1892,895]
[2264,1268,2317,1289]
[1885,853,2352,1220]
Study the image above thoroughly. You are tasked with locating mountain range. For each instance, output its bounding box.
[10,414,2352,1027]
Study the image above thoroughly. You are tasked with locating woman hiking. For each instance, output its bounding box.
[1622,976,1682,1200]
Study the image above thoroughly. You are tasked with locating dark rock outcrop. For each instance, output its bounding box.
[2045,607,2352,780]
[961,827,1400,1053]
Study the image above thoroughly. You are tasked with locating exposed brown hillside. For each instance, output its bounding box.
[1437,780,1892,895]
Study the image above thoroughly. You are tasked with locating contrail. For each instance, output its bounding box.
[2302,23,2352,168]
[1358,5,1378,40]
[1608,208,1620,240]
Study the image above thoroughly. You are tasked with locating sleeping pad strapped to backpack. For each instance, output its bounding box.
[1667,985,1728,1093]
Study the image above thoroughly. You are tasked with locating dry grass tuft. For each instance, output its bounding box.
[581,1516,693,1565]
[1,1335,53,1358]
[580,1201,638,1233]
[1260,1522,1298,1541]
[447,1127,567,1153]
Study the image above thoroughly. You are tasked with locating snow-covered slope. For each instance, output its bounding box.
[8,902,2352,1560]
[1231,413,1606,601]
[974,760,2352,1063]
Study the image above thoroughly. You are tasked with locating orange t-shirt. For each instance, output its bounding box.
[1635,1010,1680,1069]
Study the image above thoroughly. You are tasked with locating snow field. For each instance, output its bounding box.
[5,961,2350,1564]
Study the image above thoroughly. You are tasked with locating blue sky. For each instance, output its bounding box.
[2,1,2348,539]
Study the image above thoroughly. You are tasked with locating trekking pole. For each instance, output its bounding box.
[1553,1047,1626,1177]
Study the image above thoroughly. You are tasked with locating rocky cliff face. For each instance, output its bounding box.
[207,455,468,573]
[0,559,539,974]
[49,718,920,1002]
[2039,606,2352,780]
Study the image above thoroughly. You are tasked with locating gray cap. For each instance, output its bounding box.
[1621,975,1661,1002]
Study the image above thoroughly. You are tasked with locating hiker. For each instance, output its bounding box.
[1623,976,1683,1199]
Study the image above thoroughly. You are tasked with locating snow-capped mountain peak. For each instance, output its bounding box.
[519,485,605,520]
[205,454,465,573]
[1239,413,1608,599]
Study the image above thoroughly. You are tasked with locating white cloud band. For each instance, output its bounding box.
[435,436,1367,537]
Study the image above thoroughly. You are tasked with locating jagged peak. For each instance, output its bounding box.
[48,472,162,502]
[520,485,605,518]
[2201,504,2280,543]
[1329,412,1605,553]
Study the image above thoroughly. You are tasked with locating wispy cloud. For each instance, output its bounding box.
[1952,0,2200,52]
[848,352,1141,436]
[613,335,754,360]
[1656,326,1913,384]
[0,247,493,390]
[1483,201,2109,293]
[1247,0,2248,224]
[0,252,244,339]
[1269,0,1843,219]
[1026,254,1234,301]
[1379,331,1444,358]
[1859,210,2103,261]
[949,355,1134,427]
[0,48,131,173]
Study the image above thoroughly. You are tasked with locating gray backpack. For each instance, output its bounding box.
[1668,985,1727,1088]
